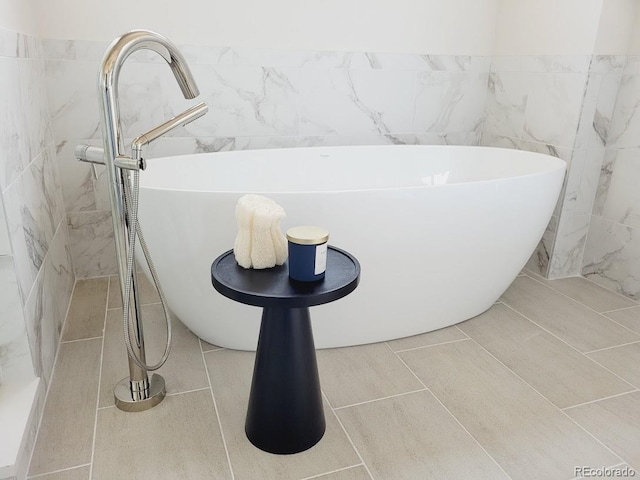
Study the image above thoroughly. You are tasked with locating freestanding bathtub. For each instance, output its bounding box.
[137,145,565,350]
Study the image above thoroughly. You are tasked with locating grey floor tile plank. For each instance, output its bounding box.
[204,349,360,480]
[61,277,108,341]
[311,466,371,480]
[399,340,620,480]
[317,342,423,408]
[386,325,468,352]
[604,306,640,334]
[533,276,637,312]
[92,390,231,479]
[29,465,90,479]
[588,343,640,388]
[458,304,634,408]
[566,392,640,472]
[107,272,161,309]
[29,339,102,476]
[99,305,208,407]
[501,276,639,352]
[337,391,509,480]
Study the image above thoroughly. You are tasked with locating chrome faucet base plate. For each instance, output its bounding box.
[114,373,166,412]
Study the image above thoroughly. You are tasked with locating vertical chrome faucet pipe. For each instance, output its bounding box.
[97,30,201,412]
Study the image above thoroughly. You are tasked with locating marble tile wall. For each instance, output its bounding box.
[583,56,640,300]
[0,27,75,390]
[481,55,624,279]
[42,39,491,277]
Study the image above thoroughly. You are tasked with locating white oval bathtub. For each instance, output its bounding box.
[137,145,565,350]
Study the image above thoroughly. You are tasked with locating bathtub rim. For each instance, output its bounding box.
[139,145,567,195]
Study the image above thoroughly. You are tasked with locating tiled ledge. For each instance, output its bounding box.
[0,379,42,480]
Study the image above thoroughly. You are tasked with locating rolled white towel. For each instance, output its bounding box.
[233,194,287,269]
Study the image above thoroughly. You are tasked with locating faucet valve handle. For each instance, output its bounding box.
[75,144,106,165]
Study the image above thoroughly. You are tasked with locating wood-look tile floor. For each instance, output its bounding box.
[27,273,640,479]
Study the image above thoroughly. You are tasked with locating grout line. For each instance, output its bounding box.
[524,271,639,308]
[601,305,640,314]
[333,388,428,410]
[27,463,92,479]
[521,274,640,337]
[201,350,235,480]
[498,302,638,390]
[199,337,225,354]
[298,464,366,480]
[392,337,470,354]
[388,343,514,480]
[24,275,78,477]
[97,405,116,411]
[60,335,104,344]
[88,274,110,479]
[584,340,640,355]
[165,387,210,397]
[320,391,375,480]
[562,390,640,411]
[462,337,627,465]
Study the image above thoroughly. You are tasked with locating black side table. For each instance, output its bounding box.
[211,246,360,454]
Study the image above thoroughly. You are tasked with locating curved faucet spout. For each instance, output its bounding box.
[101,29,199,100]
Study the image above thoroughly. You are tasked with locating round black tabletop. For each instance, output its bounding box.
[211,246,360,309]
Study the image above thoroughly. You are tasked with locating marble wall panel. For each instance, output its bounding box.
[582,56,640,297]
[0,256,33,383]
[583,216,640,300]
[607,57,640,149]
[67,210,116,277]
[0,27,74,390]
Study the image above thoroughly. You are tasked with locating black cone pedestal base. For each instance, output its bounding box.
[245,307,325,454]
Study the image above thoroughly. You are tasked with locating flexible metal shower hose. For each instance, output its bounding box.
[121,169,172,371]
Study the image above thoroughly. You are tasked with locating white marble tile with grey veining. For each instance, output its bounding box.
[575,73,604,149]
[491,55,590,74]
[607,68,640,149]
[480,132,520,149]
[67,210,116,278]
[413,71,488,134]
[548,213,591,278]
[0,57,30,190]
[483,71,528,138]
[600,148,640,229]
[174,64,301,138]
[46,222,75,332]
[45,59,102,140]
[583,215,640,300]
[576,146,606,217]
[593,148,617,216]
[23,261,59,388]
[300,67,414,137]
[590,55,627,74]
[525,214,558,278]
[0,256,33,382]
[2,147,64,300]
[18,57,53,160]
[522,72,588,148]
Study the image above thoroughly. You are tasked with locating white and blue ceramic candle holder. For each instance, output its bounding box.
[286,226,329,282]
